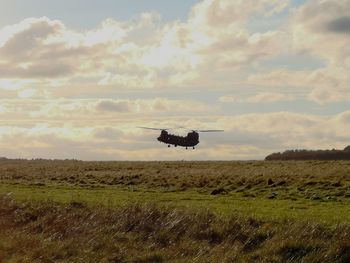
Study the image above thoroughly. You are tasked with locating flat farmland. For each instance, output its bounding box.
[1,160,350,262]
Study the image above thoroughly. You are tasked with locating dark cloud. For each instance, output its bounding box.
[200,129,281,149]
[327,16,350,34]
[0,63,73,78]
[0,18,100,79]
[1,19,62,59]
[94,128,123,140]
[96,100,132,112]
[0,18,76,78]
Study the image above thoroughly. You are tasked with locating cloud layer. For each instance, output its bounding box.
[1,0,350,160]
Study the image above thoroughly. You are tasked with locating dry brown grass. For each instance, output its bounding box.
[0,160,347,186]
[0,196,350,262]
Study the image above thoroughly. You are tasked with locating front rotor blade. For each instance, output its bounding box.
[176,126,224,132]
[137,126,167,131]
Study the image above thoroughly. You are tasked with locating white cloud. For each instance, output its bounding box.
[246,92,294,103]
[218,95,239,103]
[219,92,294,103]
[286,0,350,103]
[0,98,213,121]
[291,0,350,65]
[239,0,350,104]
[247,61,350,105]
[0,0,291,90]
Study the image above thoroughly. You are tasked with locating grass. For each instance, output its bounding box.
[2,160,350,191]
[0,159,350,261]
[1,196,350,263]
[1,160,350,200]
[1,183,349,225]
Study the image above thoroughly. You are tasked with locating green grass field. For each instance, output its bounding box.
[1,159,350,262]
[1,183,349,225]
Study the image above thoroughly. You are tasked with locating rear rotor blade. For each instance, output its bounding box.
[197,130,224,132]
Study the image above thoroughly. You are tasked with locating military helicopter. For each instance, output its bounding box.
[138,126,224,149]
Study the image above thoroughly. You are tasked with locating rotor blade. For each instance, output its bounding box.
[137,126,167,131]
[196,130,224,132]
[176,126,195,131]
[177,126,224,132]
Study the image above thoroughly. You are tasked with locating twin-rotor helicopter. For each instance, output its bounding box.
[138,126,224,149]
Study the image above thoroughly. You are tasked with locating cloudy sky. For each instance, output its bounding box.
[1,0,350,160]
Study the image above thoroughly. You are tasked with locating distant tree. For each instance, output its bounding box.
[344,145,350,151]
[265,146,350,160]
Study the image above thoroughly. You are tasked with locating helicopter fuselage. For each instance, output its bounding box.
[157,130,199,148]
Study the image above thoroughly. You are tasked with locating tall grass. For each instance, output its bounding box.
[1,196,349,262]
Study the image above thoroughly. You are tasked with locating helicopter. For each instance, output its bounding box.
[138,126,224,149]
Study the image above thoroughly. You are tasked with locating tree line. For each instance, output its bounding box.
[265,146,350,160]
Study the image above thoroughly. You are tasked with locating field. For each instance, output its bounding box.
[1,159,350,262]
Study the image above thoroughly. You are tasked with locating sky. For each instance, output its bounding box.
[1,0,350,160]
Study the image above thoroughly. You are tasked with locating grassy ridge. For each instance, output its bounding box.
[1,196,350,263]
